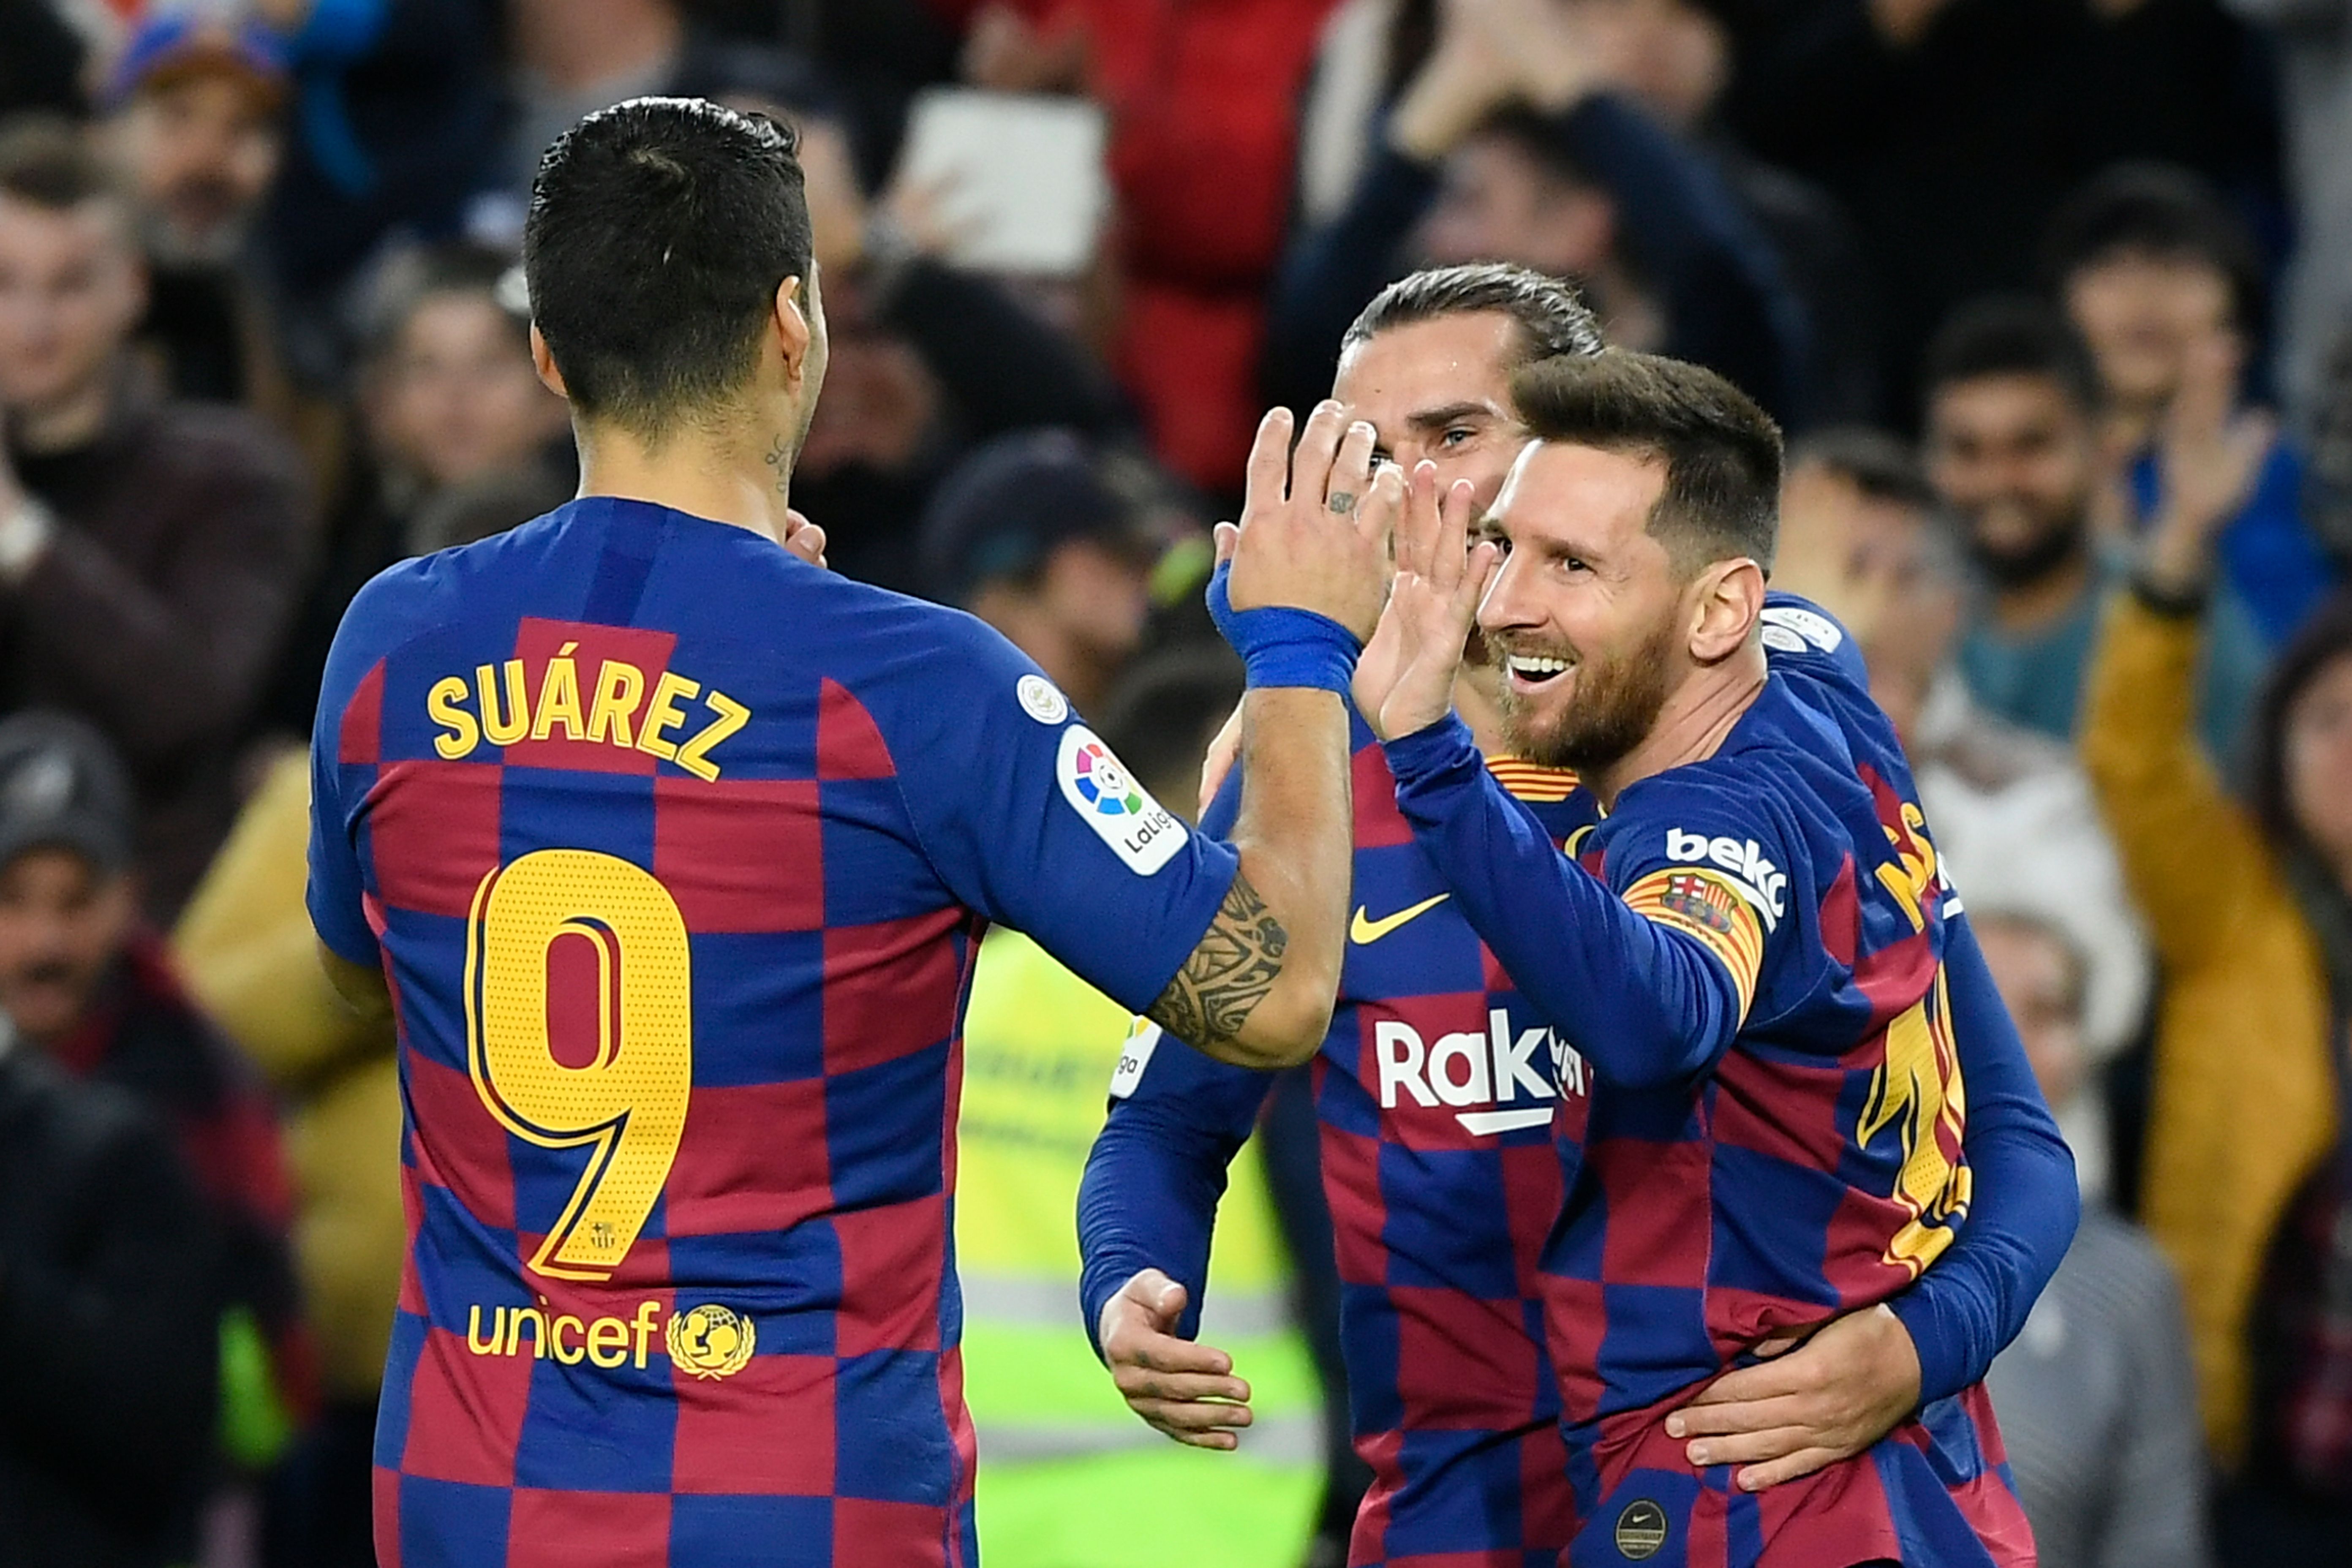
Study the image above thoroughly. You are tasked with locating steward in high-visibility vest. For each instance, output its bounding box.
[958,929,1323,1567]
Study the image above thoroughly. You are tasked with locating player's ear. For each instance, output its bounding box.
[771,274,814,388]
[530,324,568,397]
[1688,557,1764,664]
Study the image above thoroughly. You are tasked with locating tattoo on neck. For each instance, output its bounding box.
[763,433,790,496]
[1146,873,1288,1052]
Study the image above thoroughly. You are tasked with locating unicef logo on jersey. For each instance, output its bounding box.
[666,1302,756,1380]
[1070,739,1145,817]
[1056,726,1187,875]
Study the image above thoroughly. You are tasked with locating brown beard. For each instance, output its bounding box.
[1497,614,1678,773]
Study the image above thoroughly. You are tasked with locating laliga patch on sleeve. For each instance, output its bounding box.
[1108,1018,1162,1099]
[1760,604,1843,653]
[1057,725,1188,874]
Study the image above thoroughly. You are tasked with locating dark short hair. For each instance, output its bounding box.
[1787,426,1936,513]
[0,115,125,214]
[1921,296,2102,414]
[2251,588,2352,855]
[1509,349,1783,573]
[2041,163,2265,335]
[524,97,812,437]
[1342,261,1604,365]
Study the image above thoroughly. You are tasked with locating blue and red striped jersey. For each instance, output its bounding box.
[1386,600,2038,1568]
[307,497,1238,1568]
[1086,712,1595,1568]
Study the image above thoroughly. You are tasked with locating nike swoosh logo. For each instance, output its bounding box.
[1350,893,1451,945]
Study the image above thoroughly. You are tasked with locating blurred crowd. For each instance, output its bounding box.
[0,0,2349,1565]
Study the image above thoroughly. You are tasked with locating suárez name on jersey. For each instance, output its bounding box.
[426,645,749,780]
[1665,827,1786,927]
[1373,1010,1589,1136]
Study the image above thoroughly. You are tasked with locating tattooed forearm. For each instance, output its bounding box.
[1148,872,1289,1054]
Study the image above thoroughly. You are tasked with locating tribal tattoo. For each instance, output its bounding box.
[1147,872,1288,1053]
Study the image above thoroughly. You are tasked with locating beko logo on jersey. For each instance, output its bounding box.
[1664,828,1786,927]
[1374,1010,1589,1135]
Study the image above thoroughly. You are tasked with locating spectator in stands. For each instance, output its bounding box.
[0,1005,220,1567]
[2044,165,2339,648]
[1921,296,2265,756]
[2224,0,2352,427]
[763,87,1137,591]
[941,0,1338,497]
[98,15,294,415]
[260,0,500,352]
[1296,0,1881,422]
[1775,427,2150,1191]
[1266,0,1807,431]
[1722,0,2281,421]
[1976,905,2210,1568]
[264,243,571,736]
[918,429,1173,713]
[482,0,833,241]
[0,119,311,917]
[0,712,297,1565]
[2082,474,2352,1561]
[177,749,402,1568]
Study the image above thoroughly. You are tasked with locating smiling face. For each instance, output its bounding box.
[1475,440,1690,771]
[1923,371,2095,589]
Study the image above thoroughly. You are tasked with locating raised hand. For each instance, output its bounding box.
[2144,329,2272,596]
[1355,460,1499,740]
[1226,401,1400,643]
[1097,1269,1254,1450]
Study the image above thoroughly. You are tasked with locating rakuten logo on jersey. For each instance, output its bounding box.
[1664,828,1786,927]
[1373,1010,1589,1135]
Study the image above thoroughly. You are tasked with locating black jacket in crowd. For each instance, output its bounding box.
[0,1036,220,1568]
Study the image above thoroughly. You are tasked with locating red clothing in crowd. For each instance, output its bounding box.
[931,0,1341,494]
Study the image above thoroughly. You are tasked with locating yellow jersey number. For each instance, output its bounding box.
[464,849,693,1281]
[1857,961,1971,1276]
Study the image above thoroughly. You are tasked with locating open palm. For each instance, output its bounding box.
[1355,462,1499,740]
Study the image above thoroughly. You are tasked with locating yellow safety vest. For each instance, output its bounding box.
[957,930,1323,1568]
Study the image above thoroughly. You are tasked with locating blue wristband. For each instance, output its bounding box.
[1206,562,1361,694]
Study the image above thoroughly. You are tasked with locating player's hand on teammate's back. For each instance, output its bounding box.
[1098,1268,1255,1451]
[1356,459,1500,740]
[1662,1302,1923,1491]
[1225,401,1399,643]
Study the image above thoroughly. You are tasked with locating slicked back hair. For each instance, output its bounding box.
[1509,350,1783,576]
[1342,262,1603,366]
[524,97,812,439]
